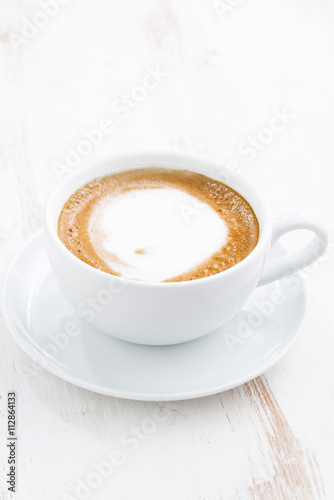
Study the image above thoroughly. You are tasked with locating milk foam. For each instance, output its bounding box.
[88,187,228,282]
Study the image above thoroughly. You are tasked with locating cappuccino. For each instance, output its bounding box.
[58,168,259,282]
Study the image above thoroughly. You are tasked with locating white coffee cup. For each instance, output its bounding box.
[44,151,328,345]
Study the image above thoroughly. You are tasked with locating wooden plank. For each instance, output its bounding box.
[0,0,333,498]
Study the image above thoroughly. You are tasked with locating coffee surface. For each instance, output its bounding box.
[58,168,259,282]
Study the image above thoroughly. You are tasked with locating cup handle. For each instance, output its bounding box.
[258,213,329,286]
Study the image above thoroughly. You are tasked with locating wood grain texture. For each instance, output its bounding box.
[244,378,325,500]
[1,0,334,499]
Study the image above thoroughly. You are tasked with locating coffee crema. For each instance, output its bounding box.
[58,168,259,282]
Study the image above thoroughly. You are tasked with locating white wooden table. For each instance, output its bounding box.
[1,1,333,498]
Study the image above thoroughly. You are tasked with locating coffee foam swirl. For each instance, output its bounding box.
[58,168,259,282]
[88,188,228,282]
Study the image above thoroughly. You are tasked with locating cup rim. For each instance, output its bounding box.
[44,150,272,289]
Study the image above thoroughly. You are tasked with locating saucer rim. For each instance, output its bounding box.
[1,231,307,401]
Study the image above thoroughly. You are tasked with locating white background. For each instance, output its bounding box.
[0,0,333,499]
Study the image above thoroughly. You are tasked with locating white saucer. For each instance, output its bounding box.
[2,232,307,401]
